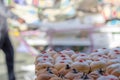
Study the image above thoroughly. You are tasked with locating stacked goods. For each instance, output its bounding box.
[35,48,120,80]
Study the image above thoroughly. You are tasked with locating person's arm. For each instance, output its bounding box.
[0,4,25,23]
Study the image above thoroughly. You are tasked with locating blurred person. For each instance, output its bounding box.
[0,0,25,80]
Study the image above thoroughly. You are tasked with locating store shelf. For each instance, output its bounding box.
[21,25,120,49]
[96,26,120,32]
[25,38,91,46]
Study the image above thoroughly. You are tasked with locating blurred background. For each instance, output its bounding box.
[0,0,120,80]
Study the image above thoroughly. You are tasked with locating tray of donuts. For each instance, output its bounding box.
[34,47,120,80]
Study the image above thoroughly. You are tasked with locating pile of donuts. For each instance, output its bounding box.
[35,47,120,80]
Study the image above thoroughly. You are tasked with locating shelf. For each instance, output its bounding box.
[95,26,120,32]
[20,26,120,47]
[25,38,91,46]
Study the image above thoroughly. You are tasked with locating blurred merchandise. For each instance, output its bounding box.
[32,0,39,7]
[4,0,12,6]
[83,14,105,24]
[14,0,26,5]
[38,0,54,8]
